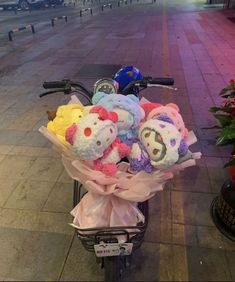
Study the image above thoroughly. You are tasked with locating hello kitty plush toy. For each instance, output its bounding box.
[65,105,131,176]
[92,92,145,146]
[129,118,189,173]
[141,102,188,138]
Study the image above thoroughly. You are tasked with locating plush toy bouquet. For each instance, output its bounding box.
[39,92,201,240]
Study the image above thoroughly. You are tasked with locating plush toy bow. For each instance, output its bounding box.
[65,123,77,145]
[90,105,118,123]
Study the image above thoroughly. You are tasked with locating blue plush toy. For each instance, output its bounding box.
[92,92,145,146]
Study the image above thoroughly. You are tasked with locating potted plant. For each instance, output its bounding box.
[206,79,235,240]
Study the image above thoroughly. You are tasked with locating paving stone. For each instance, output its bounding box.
[185,73,207,90]
[203,73,227,94]
[57,168,74,184]
[60,237,104,281]
[7,145,58,158]
[0,154,6,163]
[171,244,189,281]
[7,98,37,112]
[171,191,215,226]
[190,100,214,115]
[43,182,73,213]
[5,179,56,211]
[0,130,25,145]
[196,225,224,250]
[24,157,64,181]
[187,86,212,101]
[0,227,72,281]
[145,218,172,244]
[0,155,36,179]
[188,87,214,100]
[0,113,24,130]
[196,125,220,140]
[32,116,49,132]
[170,98,193,116]
[122,242,161,281]
[3,105,30,119]
[193,113,216,128]
[7,110,44,131]
[197,59,220,75]
[0,145,13,155]
[39,147,61,158]
[145,243,191,281]
[172,223,198,246]
[0,178,21,207]
[0,227,26,280]
[171,161,212,193]
[172,222,235,252]
[172,175,212,193]
[187,247,232,281]
[181,112,195,126]
[199,138,231,158]
[225,251,235,281]
[157,244,174,281]
[221,235,235,252]
[204,157,228,194]
[148,189,172,222]
[0,208,73,235]
[16,131,49,147]
[0,97,18,114]
[32,48,59,62]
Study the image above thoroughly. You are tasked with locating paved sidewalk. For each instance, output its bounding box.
[0,0,235,280]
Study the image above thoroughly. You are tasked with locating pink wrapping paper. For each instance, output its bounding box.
[71,193,144,229]
[39,96,202,239]
[62,155,174,201]
[39,126,174,236]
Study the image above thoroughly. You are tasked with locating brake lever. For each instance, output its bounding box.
[134,81,148,88]
[146,84,178,91]
[39,89,68,98]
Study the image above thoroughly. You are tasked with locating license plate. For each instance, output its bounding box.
[94,243,133,257]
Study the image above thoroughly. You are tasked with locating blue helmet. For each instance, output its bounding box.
[114,66,142,91]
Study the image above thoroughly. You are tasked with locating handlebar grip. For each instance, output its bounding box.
[43,81,68,89]
[148,77,174,86]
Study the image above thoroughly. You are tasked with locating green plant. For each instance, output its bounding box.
[207,80,235,168]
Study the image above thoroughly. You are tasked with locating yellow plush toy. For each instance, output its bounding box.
[47,104,84,145]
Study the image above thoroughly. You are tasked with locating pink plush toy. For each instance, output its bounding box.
[65,105,131,177]
[141,102,188,138]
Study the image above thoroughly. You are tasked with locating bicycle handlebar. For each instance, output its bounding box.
[43,80,69,89]
[145,77,174,86]
[41,76,175,99]
[121,76,175,94]
[39,80,93,106]
[40,79,93,99]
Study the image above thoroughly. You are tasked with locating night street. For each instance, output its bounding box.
[0,1,109,41]
[0,0,235,280]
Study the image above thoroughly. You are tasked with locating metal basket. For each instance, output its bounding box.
[72,181,149,252]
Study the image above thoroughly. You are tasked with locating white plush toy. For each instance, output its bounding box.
[129,118,189,173]
[65,105,130,176]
